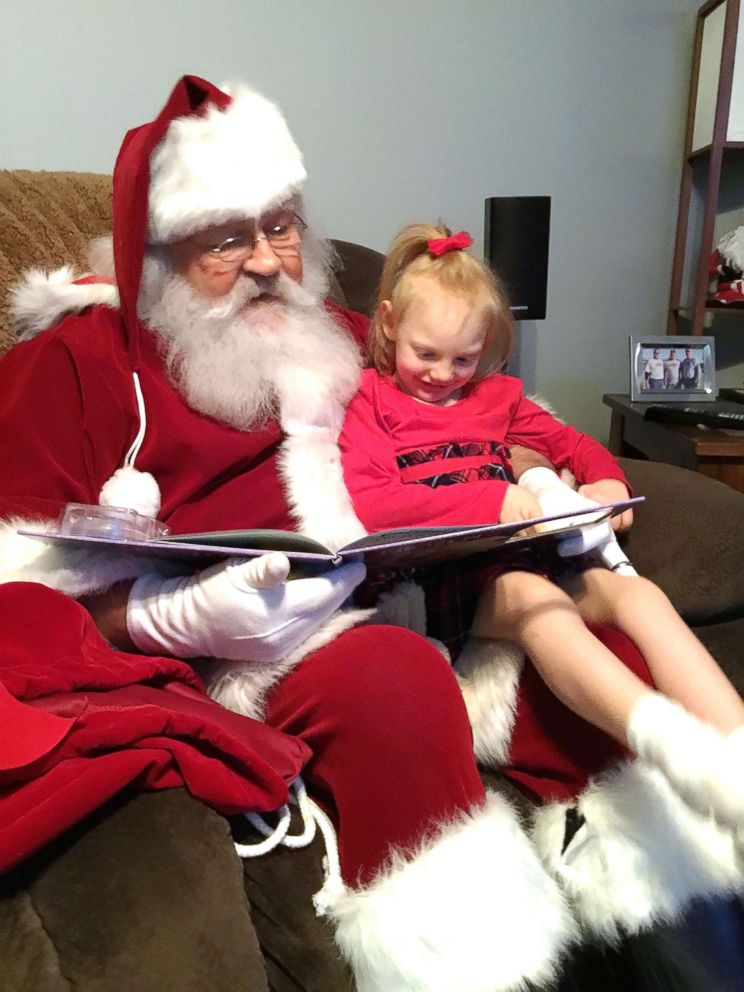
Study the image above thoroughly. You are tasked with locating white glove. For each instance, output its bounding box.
[127,552,367,662]
[518,467,635,573]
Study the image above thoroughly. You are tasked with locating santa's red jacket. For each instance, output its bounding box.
[0,296,368,874]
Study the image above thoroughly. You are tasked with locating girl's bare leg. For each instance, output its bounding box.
[472,568,744,829]
[471,570,654,745]
[565,568,744,735]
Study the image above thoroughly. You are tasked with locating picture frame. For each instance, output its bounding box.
[629,335,716,403]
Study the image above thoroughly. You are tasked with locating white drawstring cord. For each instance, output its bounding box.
[281,776,318,847]
[305,797,346,916]
[234,777,347,915]
[234,804,292,857]
[124,371,147,468]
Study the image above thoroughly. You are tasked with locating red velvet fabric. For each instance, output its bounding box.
[505,623,653,802]
[0,307,293,534]
[0,582,310,874]
[264,624,485,886]
[0,302,369,537]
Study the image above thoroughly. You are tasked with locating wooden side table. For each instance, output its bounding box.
[603,394,744,494]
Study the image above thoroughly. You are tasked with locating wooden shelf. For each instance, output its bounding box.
[667,0,743,337]
[672,305,744,316]
[687,141,744,161]
[603,394,744,490]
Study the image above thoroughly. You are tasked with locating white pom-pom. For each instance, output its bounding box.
[99,467,162,518]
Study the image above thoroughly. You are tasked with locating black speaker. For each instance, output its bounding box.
[484,196,551,320]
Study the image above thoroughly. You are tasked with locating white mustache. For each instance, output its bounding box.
[203,270,316,320]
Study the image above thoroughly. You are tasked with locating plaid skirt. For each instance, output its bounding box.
[355,546,595,659]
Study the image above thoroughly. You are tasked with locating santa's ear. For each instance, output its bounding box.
[379,299,396,340]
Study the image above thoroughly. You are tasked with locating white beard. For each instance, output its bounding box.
[137,248,362,432]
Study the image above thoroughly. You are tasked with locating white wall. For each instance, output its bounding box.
[1,0,705,438]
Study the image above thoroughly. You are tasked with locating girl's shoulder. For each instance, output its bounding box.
[360,367,384,386]
[358,367,397,399]
[469,372,524,401]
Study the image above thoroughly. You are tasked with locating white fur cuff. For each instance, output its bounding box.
[327,792,575,992]
[0,516,175,598]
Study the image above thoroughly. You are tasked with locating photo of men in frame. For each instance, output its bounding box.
[630,336,715,402]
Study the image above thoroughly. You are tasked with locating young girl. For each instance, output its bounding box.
[337,222,744,831]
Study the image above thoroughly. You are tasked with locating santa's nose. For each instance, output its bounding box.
[240,237,281,276]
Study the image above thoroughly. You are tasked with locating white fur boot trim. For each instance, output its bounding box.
[326,792,576,992]
[454,637,524,766]
[206,607,373,719]
[532,760,744,942]
[726,728,744,864]
[627,693,744,829]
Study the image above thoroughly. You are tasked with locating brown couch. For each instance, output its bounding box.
[1,170,744,992]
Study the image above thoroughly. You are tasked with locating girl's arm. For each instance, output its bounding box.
[505,390,630,492]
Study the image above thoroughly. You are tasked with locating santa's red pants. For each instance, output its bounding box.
[264,622,654,887]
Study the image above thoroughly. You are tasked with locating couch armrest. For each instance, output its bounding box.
[329,239,384,317]
[619,458,744,624]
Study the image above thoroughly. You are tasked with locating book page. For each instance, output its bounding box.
[19,498,642,571]
[337,499,641,570]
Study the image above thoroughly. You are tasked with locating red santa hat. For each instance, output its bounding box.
[113,74,306,370]
[99,74,307,518]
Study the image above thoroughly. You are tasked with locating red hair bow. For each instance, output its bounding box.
[427,231,473,257]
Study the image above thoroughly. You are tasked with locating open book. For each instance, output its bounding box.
[21,498,643,572]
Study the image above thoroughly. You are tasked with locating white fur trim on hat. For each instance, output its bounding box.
[532,760,744,942]
[326,792,576,992]
[99,467,162,518]
[10,267,119,340]
[148,84,306,244]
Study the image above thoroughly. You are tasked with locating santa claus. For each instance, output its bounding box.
[3,75,743,991]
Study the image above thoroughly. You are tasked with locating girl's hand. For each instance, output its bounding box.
[499,484,543,527]
[578,479,633,531]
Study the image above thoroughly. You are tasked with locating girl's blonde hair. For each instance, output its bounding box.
[369,222,514,380]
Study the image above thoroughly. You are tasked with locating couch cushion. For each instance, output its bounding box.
[695,617,744,695]
[620,458,744,624]
[0,789,269,992]
[0,170,114,354]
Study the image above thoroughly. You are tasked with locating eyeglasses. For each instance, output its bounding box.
[190,211,307,266]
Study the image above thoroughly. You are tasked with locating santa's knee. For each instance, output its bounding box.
[273,623,473,765]
[321,624,472,747]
